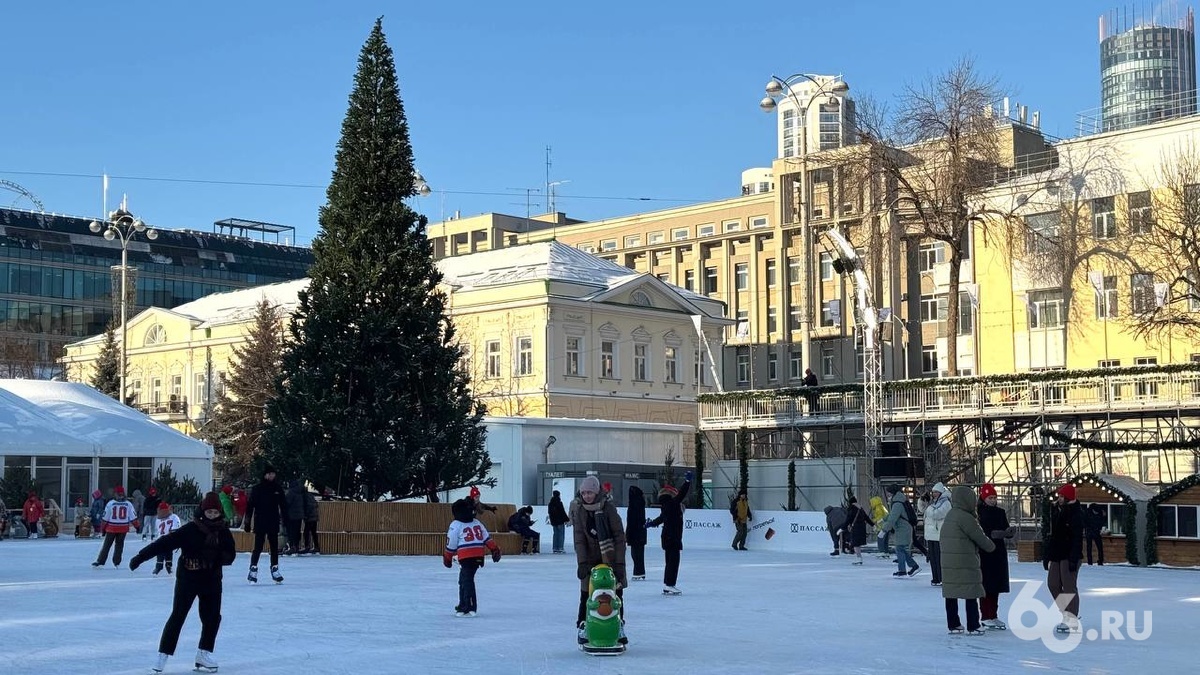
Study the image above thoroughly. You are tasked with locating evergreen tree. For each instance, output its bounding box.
[262,19,489,500]
[201,299,283,485]
[90,323,120,399]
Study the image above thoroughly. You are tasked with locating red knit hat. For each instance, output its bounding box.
[158,502,171,513]
[222,485,233,495]
[979,483,997,501]
[114,486,125,495]
[659,484,679,498]
[148,487,157,496]
[470,486,481,499]
[1058,484,1077,501]
[199,492,222,514]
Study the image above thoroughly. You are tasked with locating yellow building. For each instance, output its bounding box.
[63,242,730,452]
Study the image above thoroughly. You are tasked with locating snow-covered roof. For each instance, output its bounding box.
[169,278,310,328]
[0,380,212,459]
[1094,473,1158,502]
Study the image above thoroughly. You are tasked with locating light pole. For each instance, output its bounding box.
[759,74,850,374]
[90,198,157,406]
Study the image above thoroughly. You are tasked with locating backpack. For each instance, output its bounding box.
[902,500,918,527]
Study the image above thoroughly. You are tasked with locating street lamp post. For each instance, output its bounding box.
[759,74,850,374]
[90,198,157,406]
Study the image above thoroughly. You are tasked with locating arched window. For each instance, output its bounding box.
[630,290,652,307]
[144,324,167,346]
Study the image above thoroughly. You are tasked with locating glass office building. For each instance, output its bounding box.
[0,207,312,375]
[1100,6,1197,132]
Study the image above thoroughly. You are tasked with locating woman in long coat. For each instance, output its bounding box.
[624,486,647,580]
[843,496,874,564]
[977,483,1014,629]
[570,476,627,645]
[938,485,995,635]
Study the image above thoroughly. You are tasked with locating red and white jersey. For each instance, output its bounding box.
[156,514,182,538]
[102,499,140,534]
[445,519,499,561]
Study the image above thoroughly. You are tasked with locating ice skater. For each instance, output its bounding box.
[881,484,920,577]
[548,489,570,554]
[93,486,139,567]
[443,498,502,616]
[977,483,1014,629]
[938,486,995,635]
[624,486,647,579]
[243,466,286,583]
[570,476,628,645]
[131,491,235,673]
[645,471,692,595]
[843,496,873,564]
[151,503,182,575]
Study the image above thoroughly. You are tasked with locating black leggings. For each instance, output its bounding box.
[303,520,320,551]
[630,545,646,577]
[664,548,681,586]
[159,582,221,655]
[250,530,279,567]
[96,532,126,565]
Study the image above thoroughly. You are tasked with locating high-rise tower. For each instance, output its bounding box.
[1100,4,1197,132]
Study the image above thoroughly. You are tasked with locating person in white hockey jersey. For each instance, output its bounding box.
[152,503,183,575]
[443,498,502,617]
[92,486,141,568]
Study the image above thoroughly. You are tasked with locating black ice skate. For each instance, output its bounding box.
[247,565,258,583]
[153,563,163,575]
[270,565,283,583]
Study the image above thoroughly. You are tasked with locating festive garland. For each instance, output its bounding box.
[1039,428,1200,452]
[1145,473,1200,566]
[697,362,1200,404]
[1040,474,1139,564]
[1126,504,1140,565]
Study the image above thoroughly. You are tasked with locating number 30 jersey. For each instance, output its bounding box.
[445,519,499,562]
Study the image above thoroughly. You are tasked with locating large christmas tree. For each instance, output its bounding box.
[90,322,120,400]
[262,19,489,500]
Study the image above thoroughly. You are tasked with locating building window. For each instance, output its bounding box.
[920,294,947,323]
[515,337,533,376]
[144,324,167,346]
[600,239,617,251]
[735,263,749,290]
[765,259,777,287]
[789,350,802,380]
[767,306,778,333]
[768,351,779,381]
[193,374,207,409]
[1188,270,1200,312]
[1135,356,1159,398]
[821,346,835,379]
[788,257,802,284]
[698,224,715,237]
[1129,191,1153,235]
[1131,273,1156,314]
[1099,359,1120,368]
[695,348,706,385]
[684,269,695,291]
[1029,290,1064,328]
[1096,275,1119,319]
[820,301,837,327]
[673,228,689,241]
[819,251,834,280]
[664,346,678,383]
[958,290,974,335]
[600,341,615,379]
[921,346,938,374]
[565,337,582,376]
[634,343,649,381]
[1025,211,1060,255]
[735,309,749,338]
[486,340,501,378]
[624,235,641,248]
[1092,196,1116,239]
[579,244,596,254]
[170,375,182,400]
[1158,505,1200,539]
[855,346,865,375]
[630,290,652,307]
[917,241,945,272]
[723,220,742,232]
[789,305,802,331]
[818,102,841,150]
[151,377,163,403]
[704,267,718,295]
[736,348,750,384]
[656,273,669,283]
[751,216,769,229]
[648,231,665,244]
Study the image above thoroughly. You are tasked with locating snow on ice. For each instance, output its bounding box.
[0,538,1194,674]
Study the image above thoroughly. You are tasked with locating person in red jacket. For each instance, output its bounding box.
[232,489,247,527]
[23,492,45,539]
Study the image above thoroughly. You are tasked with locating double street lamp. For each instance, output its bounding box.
[90,199,158,406]
[758,74,849,374]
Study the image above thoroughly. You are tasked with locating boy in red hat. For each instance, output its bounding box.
[645,472,693,595]
[1043,483,1084,634]
[142,487,161,541]
[152,503,182,575]
[93,486,140,567]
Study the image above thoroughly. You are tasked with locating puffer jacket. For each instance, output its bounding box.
[570,494,627,590]
[923,483,951,542]
[939,486,996,600]
[869,496,888,526]
[882,491,914,547]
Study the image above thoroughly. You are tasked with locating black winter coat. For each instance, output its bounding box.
[624,486,647,547]
[142,495,161,519]
[244,479,286,534]
[285,484,306,521]
[977,499,1011,595]
[547,495,570,527]
[133,517,236,594]
[303,491,318,522]
[844,504,873,547]
[1085,504,1105,535]
[1044,501,1085,565]
[647,480,691,551]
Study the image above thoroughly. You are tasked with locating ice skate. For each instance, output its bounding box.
[662,585,681,595]
[617,621,628,645]
[577,621,588,645]
[982,619,1007,630]
[166,562,173,575]
[194,648,218,672]
[466,611,477,617]
[151,652,169,673]
[270,565,283,583]
[91,561,102,568]
[455,610,469,617]
[631,574,645,581]
[907,564,921,576]
[153,563,163,575]
[948,626,964,634]
[247,565,258,583]
[966,628,986,636]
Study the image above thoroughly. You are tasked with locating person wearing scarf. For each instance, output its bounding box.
[131,491,236,673]
[569,476,628,645]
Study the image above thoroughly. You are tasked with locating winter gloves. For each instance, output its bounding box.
[129,554,145,571]
[577,562,591,580]
[492,549,502,563]
[443,552,453,569]
[684,471,694,482]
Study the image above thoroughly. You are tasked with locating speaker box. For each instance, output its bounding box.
[874,456,925,479]
[880,441,907,458]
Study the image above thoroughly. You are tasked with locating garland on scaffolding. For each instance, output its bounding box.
[697,362,1200,404]
[1039,428,1200,452]
[1144,473,1200,565]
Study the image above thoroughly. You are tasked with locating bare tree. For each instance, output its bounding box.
[1126,140,1200,341]
[0,336,40,379]
[855,58,1014,375]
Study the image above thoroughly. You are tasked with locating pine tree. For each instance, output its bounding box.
[90,323,120,399]
[201,299,283,484]
[262,19,489,500]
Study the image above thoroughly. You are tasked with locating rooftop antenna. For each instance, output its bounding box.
[547,180,571,215]
[545,145,552,213]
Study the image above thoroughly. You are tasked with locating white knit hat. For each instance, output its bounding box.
[580,476,601,493]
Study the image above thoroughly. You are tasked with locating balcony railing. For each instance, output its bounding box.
[133,398,189,417]
[699,371,1200,430]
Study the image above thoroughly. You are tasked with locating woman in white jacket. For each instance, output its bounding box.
[921,482,951,587]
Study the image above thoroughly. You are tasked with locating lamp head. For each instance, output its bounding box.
[133,219,145,232]
[146,228,159,240]
[417,183,431,196]
[759,96,778,113]
[103,229,116,241]
[89,221,102,233]
[764,79,783,97]
[830,80,849,95]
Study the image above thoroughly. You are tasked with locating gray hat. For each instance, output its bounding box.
[580,476,601,493]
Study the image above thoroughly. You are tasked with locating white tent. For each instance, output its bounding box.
[0,387,94,456]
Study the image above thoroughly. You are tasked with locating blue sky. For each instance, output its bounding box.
[1,2,1118,245]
